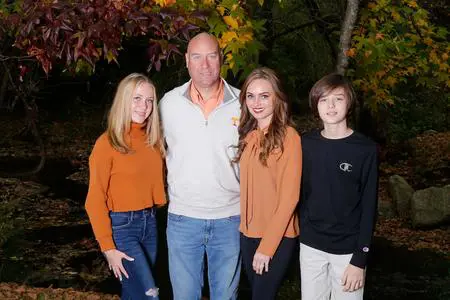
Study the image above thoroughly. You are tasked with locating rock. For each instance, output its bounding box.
[388,175,414,218]
[411,185,450,228]
[378,200,396,218]
[422,130,438,135]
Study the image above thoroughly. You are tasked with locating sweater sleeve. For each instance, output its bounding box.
[85,135,115,252]
[257,131,302,257]
[350,146,378,268]
[153,153,167,206]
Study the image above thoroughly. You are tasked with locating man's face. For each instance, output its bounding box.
[186,35,221,89]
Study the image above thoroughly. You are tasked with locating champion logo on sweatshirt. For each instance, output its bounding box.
[339,162,353,172]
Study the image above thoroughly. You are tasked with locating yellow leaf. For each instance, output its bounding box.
[154,0,175,7]
[216,6,225,16]
[442,53,449,61]
[423,37,433,46]
[221,31,238,43]
[238,32,253,43]
[375,70,386,78]
[258,0,264,6]
[407,66,416,74]
[383,76,397,87]
[429,50,438,62]
[223,16,239,29]
[346,48,356,58]
[226,53,233,61]
[368,2,377,9]
[416,19,427,27]
[408,1,418,8]
[391,11,401,21]
[385,98,395,105]
[203,0,214,5]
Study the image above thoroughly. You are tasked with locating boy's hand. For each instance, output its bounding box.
[252,252,270,275]
[341,264,364,292]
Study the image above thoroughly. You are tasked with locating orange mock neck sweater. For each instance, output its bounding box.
[85,123,166,251]
[239,126,302,257]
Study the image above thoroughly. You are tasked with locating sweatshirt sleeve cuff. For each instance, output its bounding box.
[350,246,370,269]
[98,237,116,252]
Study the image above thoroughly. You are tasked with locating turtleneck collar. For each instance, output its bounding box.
[129,122,147,138]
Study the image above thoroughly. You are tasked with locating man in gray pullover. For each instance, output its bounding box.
[159,32,241,300]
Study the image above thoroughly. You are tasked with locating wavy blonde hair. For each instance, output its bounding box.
[106,73,165,155]
[235,67,292,166]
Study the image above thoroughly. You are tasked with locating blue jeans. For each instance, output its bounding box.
[110,208,159,300]
[167,213,241,300]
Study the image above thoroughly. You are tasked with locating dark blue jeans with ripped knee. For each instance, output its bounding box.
[110,207,159,300]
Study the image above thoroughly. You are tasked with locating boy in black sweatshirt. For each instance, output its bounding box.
[299,74,378,300]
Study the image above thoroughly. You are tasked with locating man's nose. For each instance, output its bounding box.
[201,57,210,68]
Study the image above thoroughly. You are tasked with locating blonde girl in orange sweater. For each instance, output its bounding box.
[85,73,166,299]
[235,67,302,300]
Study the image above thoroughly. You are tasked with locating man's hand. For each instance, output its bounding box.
[252,252,271,275]
[341,264,364,292]
[103,249,134,281]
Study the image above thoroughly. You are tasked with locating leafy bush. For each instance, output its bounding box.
[386,89,449,143]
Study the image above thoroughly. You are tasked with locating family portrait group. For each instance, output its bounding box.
[85,32,378,300]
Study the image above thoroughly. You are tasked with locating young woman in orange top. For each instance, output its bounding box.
[85,73,166,299]
[235,67,302,300]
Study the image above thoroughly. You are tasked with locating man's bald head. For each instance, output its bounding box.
[187,32,220,55]
[185,32,222,89]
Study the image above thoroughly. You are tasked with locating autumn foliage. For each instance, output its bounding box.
[0,0,263,79]
[347,0,449,111]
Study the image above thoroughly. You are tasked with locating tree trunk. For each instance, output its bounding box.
[336,0,359,75]
[0,66,8,108]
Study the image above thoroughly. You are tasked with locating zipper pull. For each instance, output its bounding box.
[205,119,208,126]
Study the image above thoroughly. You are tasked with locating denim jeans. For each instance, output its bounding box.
[167,213,241,300]
[110,208,159,300]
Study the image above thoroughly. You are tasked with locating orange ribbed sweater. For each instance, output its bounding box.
[85,123,166,251]
[239,126,302,257]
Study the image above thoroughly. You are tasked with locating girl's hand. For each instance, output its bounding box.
[103,249,134,281]
[252,252,271,275]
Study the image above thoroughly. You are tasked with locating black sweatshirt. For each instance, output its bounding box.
[299,130,378,268]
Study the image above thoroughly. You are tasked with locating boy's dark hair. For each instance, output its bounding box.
[309,73,356,117]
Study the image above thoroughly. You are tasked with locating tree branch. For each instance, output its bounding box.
[336,0,360,75]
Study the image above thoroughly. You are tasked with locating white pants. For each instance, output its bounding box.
[300,243,364,300]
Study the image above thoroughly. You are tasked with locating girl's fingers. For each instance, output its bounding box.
[118,264,129,279]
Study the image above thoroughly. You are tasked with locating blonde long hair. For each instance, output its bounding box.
[106,73,165,155]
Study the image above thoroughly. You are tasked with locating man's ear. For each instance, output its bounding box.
[185,53,189,68]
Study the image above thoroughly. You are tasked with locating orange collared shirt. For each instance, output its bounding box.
[190,80,224,118]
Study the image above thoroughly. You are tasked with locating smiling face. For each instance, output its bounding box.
[317,87,349,126]
[245,79,275,129]
[131,82,154,124]
[185,33,221,89]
